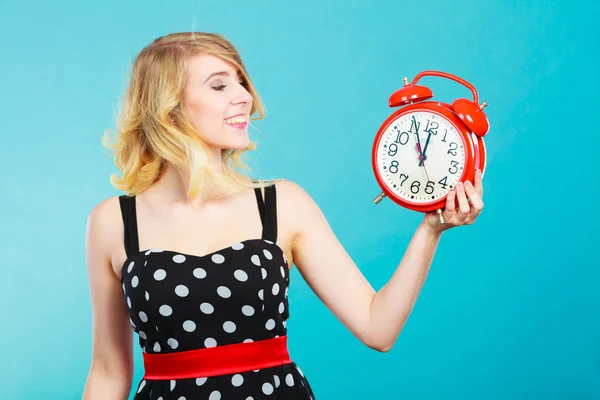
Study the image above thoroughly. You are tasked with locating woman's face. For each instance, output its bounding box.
[182,54,253,151]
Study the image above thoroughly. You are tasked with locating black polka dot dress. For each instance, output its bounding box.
[119,183,316,399]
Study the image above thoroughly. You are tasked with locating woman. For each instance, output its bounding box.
[82,32,484,400]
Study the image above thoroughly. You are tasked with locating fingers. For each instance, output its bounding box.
[474,168,483,197]
[445,186,456,213]
[464,179,484,223]
[455,182,470,220]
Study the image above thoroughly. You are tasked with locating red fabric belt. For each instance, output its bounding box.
[143,336,292,380]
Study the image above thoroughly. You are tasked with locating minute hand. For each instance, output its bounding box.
[419,131,432,166]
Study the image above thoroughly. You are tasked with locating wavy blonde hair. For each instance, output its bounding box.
[103,32,273,200]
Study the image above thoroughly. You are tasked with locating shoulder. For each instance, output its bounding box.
[270,179,325,236]
[86,196,125,263]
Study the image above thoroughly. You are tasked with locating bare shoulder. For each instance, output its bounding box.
[86,195,124,277]
[272,178,325,238]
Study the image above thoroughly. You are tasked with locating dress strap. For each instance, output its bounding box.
[253,181,278,243]
[118,195,140,258]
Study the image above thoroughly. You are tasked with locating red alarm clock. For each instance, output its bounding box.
[372,70,489,224]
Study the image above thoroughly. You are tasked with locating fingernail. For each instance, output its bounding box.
[465,180,473,188]
[476,169,482,178]
[457,182,463,189]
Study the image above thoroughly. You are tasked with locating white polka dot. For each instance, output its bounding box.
[153,342,161,352]
[139,311,148,322]
[129,318,136,328]
[262,382,274,395]
[280,266,286,278]
[170,380,176,391]
[243,338,254,343]
[145,291,150,301]
[157,397,163,400]
[295,365,304,376]
[264,239,274,244]
[283,320,287,328]
[196,377,207,386]
[283,254,287,264]
[151,248,164,253]
[167,338,178,349]
[265,319,275,330]
[127,261,135,273]
[272,283,280,295]
[122,283,125,292]
[139,331,147,340]
[285,287,288,298]
[211,254,225,264]
[261,268,267,279]
[231,374,244,387]
[154,269,166,281]
[159,305,173,316]
[274,375,280,387]
[183,320,196,332]
[178,397,186,400]
[200,302,214,314]
[251,255,261,266]
[144,261,147,267]
[234,270,248,281]
[145,249,152,256]
[232,242,244,250]
[209,391,221,400]
[173,254,186,263]
[285,373,294,386]
[263,249,273,260]
[223,321,236,333]
[127,297,131,308]
[131,276,139,287]
[258,289,264,300]
[246,397,254,400]
[137,380,146,393]
[193,268,207,279]
[217,286,231,298]
[279,302,285,314]
[205,337,217,348]
[242,305,255,316]
[175,285,189,297]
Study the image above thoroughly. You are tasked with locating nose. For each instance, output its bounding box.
[231,84,252,106]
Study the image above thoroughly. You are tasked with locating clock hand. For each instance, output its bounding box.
[416,143,431,182]
[415,133,424,164]
[420,131,432,166]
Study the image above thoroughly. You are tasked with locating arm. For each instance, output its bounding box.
[82,199,134,399]
[285,170,484,352]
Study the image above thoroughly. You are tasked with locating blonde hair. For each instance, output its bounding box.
[103,32,273,200]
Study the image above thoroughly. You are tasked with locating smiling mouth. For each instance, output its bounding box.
[224,114,248,129]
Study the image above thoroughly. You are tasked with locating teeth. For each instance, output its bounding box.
[224,115,247,124]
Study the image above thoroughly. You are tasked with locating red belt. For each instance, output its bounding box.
[143,336,292,380]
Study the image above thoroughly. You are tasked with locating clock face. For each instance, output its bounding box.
[375,111,466,205]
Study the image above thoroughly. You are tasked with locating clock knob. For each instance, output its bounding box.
[373,192,387,204]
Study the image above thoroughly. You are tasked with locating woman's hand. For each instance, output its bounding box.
[423,168,484,235]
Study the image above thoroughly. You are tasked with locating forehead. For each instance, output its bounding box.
[185,54,238,83]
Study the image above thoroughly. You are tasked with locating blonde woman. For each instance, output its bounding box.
[82,32,484,400]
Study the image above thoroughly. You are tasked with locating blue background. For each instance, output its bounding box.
[1,0,598,399]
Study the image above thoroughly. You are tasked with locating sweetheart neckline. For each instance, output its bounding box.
[119,238,287,282]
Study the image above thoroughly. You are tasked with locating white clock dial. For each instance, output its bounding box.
[375,111,466,204]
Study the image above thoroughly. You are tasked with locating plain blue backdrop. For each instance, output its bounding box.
[1,0,598,399]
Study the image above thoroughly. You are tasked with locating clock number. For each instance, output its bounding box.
[438,176,449,190]
[441,129,448,143]
[410,181,421,194]
[424,181,435,195]
[399,174,409,186]
[388,143,398,157]
[395,131,409,145]
[408,117,420,134]
[449,160,459,174]
[448,142,458,156]
[389,160,399,174]
[425,120,439,135]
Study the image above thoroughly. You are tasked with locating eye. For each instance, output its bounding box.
[212,84,227,91]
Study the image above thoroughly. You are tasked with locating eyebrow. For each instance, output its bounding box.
[203,71,240,84]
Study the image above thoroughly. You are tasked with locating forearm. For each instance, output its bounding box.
[82,368,132,400]
[367,220,442,351]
